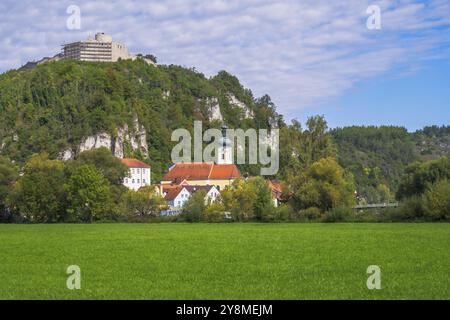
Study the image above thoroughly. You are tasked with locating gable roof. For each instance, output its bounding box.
[162,163,241,182]
[163,185,216,201]
[209,164,241,180]
[164,186,187,201]
[268,180,283,201]
[121,158,151,168]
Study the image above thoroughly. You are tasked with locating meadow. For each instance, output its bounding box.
[0,223,449,300]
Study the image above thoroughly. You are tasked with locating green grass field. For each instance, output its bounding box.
[0,223,449,300]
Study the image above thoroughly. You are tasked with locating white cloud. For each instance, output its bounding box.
[0,0,449,119]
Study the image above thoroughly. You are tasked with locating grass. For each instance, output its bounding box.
[0,223,449,300]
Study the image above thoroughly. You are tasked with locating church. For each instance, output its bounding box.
[160,126,241,191]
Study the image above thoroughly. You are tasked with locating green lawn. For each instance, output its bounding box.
[0,223,449,300]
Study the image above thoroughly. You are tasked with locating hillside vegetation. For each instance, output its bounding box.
[0,60,449,222]
[0,60,280,180]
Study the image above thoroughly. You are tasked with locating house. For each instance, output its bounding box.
[161,162,241,191]
[267,180,283,207]
[161,125,241,190]
[62,32,156,65]
[121,158,151,190]
[163,184,220,209]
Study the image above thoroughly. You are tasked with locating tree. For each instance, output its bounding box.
[144,54,157,64]
[278,116,337,180]
[425,179,450,220]
[251,177,274,221]
[7,153,66,223]
[70,147,129,186]
[0,156,18,222]
[222,179,255,220]
[120,186,165,217]
[301,116,337,166]
[65,165,112,222]
[203,202,226,222]
[288,157,356,212]
[396,157,450,200]
[222,177,274,221]
[182,190,207,222]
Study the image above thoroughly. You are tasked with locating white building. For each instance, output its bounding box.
[62,32,155,65]
[217,126,233,165]
[121,158,151,191]
[163,185,220,209]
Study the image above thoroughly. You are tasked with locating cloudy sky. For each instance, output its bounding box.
[1,0,449,130]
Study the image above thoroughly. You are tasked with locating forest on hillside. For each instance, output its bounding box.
[0,59,449,223]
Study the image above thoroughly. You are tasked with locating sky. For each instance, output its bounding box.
[0,0,449,131]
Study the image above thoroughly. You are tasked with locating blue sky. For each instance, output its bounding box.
[0,0,449,131]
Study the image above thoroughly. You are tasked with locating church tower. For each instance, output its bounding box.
[217,125,233,165]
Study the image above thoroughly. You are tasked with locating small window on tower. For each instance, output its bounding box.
[222,154,225,160]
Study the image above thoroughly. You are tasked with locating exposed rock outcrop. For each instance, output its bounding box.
[226,93,254,119]
[59,118,149,160]
[205,97,223,122]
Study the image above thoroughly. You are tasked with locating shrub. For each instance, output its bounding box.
[203,202,226,222]
[323,206,354,222]
[425,179,450,221]
[274,204,294,221]
[297,207,322,221]
[387,196,428,221]
[182,190,207,222]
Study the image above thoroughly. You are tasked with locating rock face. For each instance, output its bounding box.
[205,97,223,122]
[227,93,253,119]
[59,117,149,160]
[163,90,171,100]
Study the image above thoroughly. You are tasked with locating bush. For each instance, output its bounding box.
[182,190,207,222]
[323,206,354,222]
[297,207,322,221]
[274,204,294,221]
[425,179,450,221]
[203,202,226,222]
[387,196,428,221]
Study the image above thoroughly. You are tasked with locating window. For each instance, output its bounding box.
[143,179,146,183]
[137,179,140,183]
[125,178,128,183]
[137,169,140,174]
[132,179,135,183]
[222,154,225,160]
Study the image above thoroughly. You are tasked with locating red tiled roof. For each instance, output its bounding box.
[268,180,283,201]
[162,163,241,182]
[121,158,151,168]
[163,185,215,201]
[268,180,282,193]
[209,164,241,180]
[164,186,185,201]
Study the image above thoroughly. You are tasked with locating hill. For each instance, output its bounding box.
[0,59,281,181]
[1,59,448,199]
[331,125,450,202]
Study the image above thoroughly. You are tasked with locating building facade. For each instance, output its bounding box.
[217,126,233,165]
[161,162,241,191]
[62,33,155,64]
[161,126,241,190]
[163,185,220,209]
[121,158,151,191]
